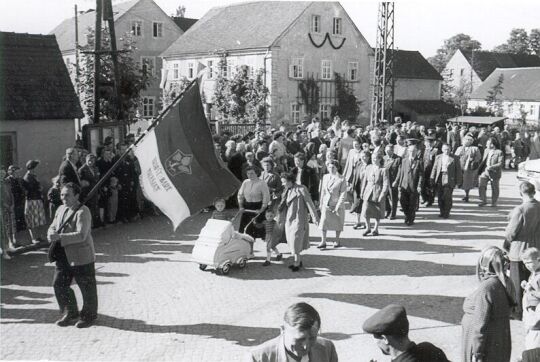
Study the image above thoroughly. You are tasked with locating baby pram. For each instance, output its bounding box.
[191,209,260,275]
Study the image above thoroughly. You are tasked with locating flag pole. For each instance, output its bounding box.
[55,78,200,233]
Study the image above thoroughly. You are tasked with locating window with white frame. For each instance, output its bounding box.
[333,17,342,35]
[311,15,321,33]
[131,21,142,36]
[142,97,155,118]
[226,59,236,78]
[320,103,331,121]
[152,22,163,38]
[207,60,214,79]
[172,63,179,80]
[530,105,536,116]
[289,57,304,79]
[188,62,194,79]
[291,103,301,123]
[348,61,358,81]
[321,60,332,80]
[141,56,155,76]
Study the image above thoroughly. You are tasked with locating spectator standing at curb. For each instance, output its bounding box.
[21,160,47,243]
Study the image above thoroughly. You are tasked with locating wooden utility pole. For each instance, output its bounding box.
[75,4,81,133]
[103,0,123,121]
[93,0,103,124]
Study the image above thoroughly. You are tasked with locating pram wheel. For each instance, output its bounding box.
[199,264,207,271]
[238,258,247,269]
[220,262,232,275]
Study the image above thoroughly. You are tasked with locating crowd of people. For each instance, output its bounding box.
[0,133,155,259]
[2,114,540,359]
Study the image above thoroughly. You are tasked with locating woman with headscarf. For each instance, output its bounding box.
[461,246,516,362]
[317,160,347,249]
[278,172,319,272]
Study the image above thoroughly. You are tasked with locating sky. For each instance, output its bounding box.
[1,0,539,58]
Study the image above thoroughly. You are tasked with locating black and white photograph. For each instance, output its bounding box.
[1,0,540,360]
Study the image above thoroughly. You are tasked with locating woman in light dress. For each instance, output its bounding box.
[317,160,347,249]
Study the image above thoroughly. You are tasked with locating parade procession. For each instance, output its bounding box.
[2,0,540,361]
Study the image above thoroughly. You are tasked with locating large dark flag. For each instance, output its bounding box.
[134,81,240,229]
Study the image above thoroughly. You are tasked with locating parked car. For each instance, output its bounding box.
[517,159,540,199]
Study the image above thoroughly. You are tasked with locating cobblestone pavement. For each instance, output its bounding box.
[1,171,527,361]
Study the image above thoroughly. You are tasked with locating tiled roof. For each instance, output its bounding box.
[0,32,83,121]
[161,1,313,57]
[395,100,457,115]
[171,17,198,32]
[461,50,540,81]
[50,0,138,52]
[469,67,540,102]
[392,49,443,80]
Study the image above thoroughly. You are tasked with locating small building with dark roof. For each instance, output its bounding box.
[468,67,540,124]
[444,49,540,92]
[388,49,456,124]
[0,31,83,186]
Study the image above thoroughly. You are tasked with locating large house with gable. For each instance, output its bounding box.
[444,49,540,93]
[160,1,374,125]
[50,0,185,124]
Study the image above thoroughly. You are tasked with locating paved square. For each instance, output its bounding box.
[1,171,527,361]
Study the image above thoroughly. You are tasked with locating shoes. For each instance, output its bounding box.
[333,242,341,248]
[247,253,255,259]
[56,313,80,327]
[372,230,379,236]
[362,230,371,236]
[462,197,469,202]
[406,220,414,226]
[425,202,433,207]
[389,216,396,220]
[438,214,444,218]
[352,223,362,230]
[262,260,271,266]
[288,262,303,269]
[75,318,95,328]
[275,253,282,261]
[478,202,487,207]
[490,203,497,207]
[317,243,327,249]
[291,266,300,272]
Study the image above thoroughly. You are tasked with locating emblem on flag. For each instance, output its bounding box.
[165,149,193,176]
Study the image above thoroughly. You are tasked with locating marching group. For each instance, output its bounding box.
[2,114,540,359]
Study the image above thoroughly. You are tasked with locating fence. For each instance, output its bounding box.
[209,121,271,135]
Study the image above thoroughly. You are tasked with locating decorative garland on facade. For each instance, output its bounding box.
[308,32,346,49]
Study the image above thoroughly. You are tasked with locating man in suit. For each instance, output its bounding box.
[394,139,424,226]
[421,136,440,207]
[478,137,504,207]
[363,304,449,361]
[430,143,462,218]
[383,144,401,220]
[78,153,101,228]
[47,182,97,328]
[503,181,540,320]
[291,152,319,204]
[58,147,81,186]
[447,123,461,153]
[248,302,338,362]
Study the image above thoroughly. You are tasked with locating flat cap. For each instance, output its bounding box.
[405,138,420,146]
[362,304,409,337]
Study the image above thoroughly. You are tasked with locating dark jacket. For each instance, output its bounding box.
[395,154,424,191]
[58,160,81,186]
[291,165,319,201]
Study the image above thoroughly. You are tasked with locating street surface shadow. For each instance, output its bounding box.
[0,288,53,306]
[299,292,465,325]
[228,255,474,280]
[0,307,280,346]
[309,237,476,254]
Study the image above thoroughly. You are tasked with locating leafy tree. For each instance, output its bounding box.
[172,5,186,17]
[493,28,530,54]
[485,74,504,116]
[530,29,540,55]
[212,58,269,123]
[330,73,361,121]
[161,76,190,110]
[428,33,482,72]
[298,78,320,117]
[78,27,151,122]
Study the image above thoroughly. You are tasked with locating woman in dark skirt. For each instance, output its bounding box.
[238,167,270,253]
[349,150,370,229]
